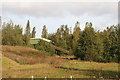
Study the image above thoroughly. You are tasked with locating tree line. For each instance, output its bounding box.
[1,19,120,63]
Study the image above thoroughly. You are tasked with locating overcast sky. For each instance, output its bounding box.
[1,1,118,37]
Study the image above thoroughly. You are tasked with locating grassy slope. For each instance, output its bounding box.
[1,45,119,78]
[2,55,119,78]
[2,45,48,64]
[2,45,46,58]
[2,55,89,78]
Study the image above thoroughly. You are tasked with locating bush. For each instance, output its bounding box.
[35,40,55,56]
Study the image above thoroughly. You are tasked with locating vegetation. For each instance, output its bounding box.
[35,40,55,56]
[2,50,119,78]
[1,45,62,65]
[2,21,23,46]
[0,7,119,78]
[31,27,36,38]
[1,19,120,63]
[48,22,120,63]
[41,25,48,38]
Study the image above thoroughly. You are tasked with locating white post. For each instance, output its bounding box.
[45,76,47,80]
[70,75,72,80]
[32,76,34,80]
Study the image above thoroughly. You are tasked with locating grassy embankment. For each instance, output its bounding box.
[1,45,119,78]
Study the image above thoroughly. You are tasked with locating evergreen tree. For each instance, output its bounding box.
[56,28,61,45]
[48,33,56,43]
[64,25,72,50]
[72,21,81,53]
[2,21,23,45]
[41,25,48,38]
[94,31,104,62]
[31,27,36,38]
[24,20,30,45]
[2,21,14,45]
[103,25,120,62]
[76,22,98,61]
[13,24,23,45]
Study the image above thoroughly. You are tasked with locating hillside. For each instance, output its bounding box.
[2,45,47,58]
[1,45,119,78]
[2,54,119,78]
[1,45,48,64]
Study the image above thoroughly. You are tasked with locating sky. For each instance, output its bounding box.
[1,0,118,37]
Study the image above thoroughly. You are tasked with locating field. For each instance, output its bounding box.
[1,46,119,78]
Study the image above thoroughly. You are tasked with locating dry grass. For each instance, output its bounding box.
[2,45,46,58]
[2,55,119,78]
[2,51,62,65]
[1,45,62,65]
[1,45,120,78]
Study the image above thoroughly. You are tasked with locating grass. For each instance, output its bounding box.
[2,45,47,58]
[1,45,120,78]
[2,55,119,78]
[58,60,119,78]
[2,55,87,78]
[1,45,51,64]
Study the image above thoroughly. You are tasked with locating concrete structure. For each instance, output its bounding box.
[30,38,52,44]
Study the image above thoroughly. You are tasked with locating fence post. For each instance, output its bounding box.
[70,75,72,80]
[45,76,47,80]
[32,76,34,80]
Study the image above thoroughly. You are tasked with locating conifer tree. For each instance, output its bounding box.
[72,21,81,53]
[24,20,30,45]
[41,25,48,38]
[31,27,36,38]
[76,22,98,61]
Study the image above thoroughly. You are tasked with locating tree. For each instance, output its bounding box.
[109,25,120,62]
[94,31,104,62]
[56,28,61,45]
[24,20,30,45]
[64,25,72,50]
[36,40,55,56]
[41,25,48,38]
[103,25,120,62]
[72,21,81,53]
[55,25,66,48]
[48,33,56,43]
[2,21,23,46]
[31,27,36,38]
[76,22,98,61]
[116,24,120,63]
[13,25,23,45]
[2,21,14,45]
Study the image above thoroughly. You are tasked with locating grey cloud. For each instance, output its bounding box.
[2,2,117,18]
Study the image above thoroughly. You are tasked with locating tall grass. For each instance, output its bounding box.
[2,45,47,58]
[2,45,62,65]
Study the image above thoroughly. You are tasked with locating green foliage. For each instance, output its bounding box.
[41,25,48,38]
[35,40,55,56]
[76,22,98,61]
[75,23,120,62]
[48,25,73,55]
[2,21,23,46]
[23,20,31,45]
[72,21,81,53]
[1,18,119,63]
[103,25,120,62]
[31,27,36,38]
